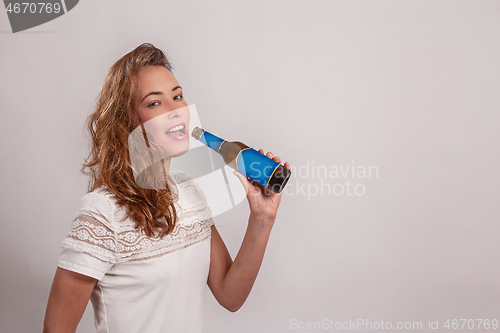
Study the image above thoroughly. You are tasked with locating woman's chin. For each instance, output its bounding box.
[169,144,190,158]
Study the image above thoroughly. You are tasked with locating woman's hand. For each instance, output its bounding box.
[210,149,290,312]
[233,149,290,228]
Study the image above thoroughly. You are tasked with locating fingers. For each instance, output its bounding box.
[233,171,262,196]
[258,149,273,158]
[233,171,251,194]
[258,148,286,166]
[234,170,277,198]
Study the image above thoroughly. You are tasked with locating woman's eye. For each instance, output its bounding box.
[173,94,183,101]
[148,101,160,107]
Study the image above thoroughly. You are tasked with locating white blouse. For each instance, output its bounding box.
[58,172,214,333]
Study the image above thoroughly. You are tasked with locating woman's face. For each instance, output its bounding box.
[135,65,190,159]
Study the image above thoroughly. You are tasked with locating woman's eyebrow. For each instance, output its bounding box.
[141,91,162,103]
[140,86,182,103]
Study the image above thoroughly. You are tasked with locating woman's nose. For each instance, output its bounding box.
[167,106,181,119]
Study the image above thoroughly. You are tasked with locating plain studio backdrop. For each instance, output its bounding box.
[1,1,499,332]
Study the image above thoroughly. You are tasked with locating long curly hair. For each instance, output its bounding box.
[82,43,178,238]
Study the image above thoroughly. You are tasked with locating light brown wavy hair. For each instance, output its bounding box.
[82,43,178,238]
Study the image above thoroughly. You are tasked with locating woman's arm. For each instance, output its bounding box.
[43,267,97,333]
[207,150,290,312]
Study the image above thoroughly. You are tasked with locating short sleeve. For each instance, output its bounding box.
[58,190,117,280]
[58,248,113,280]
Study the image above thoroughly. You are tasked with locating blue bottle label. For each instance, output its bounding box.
[200,131,225,152]
[236,148,280,188]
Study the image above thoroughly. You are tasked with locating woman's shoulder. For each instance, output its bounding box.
[74,185,118,223]
[79,184,114,200]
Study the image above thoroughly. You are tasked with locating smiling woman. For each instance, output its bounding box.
[42,43,290,333]
[136,66,191,160]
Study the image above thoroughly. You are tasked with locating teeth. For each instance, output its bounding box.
[167,124,184,133]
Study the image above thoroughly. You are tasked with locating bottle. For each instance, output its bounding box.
[191,127,291,193]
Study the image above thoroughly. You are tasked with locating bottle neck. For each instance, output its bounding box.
[199,130,226,153]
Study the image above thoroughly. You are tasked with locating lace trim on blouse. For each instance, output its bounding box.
[61,172,214,263]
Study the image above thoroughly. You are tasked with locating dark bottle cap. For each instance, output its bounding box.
[268,165,292,193]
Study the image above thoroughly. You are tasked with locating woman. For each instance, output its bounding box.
[43,43,290,332]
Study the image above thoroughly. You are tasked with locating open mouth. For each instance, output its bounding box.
[165,123,187,139]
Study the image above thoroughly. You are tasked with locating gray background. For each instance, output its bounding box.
[1,0,499,332]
